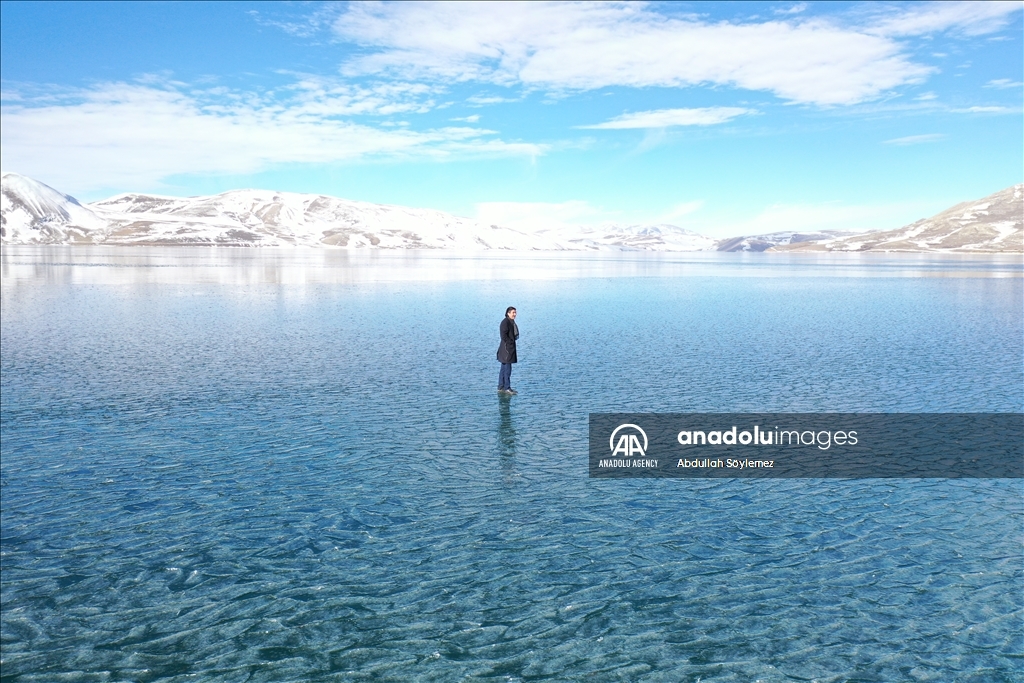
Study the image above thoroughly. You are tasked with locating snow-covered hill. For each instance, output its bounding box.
[2,173,1021,252]
[1,173,568,249]
[1,173,108,242]
[87,189,566,249]
[0,173,709,251]
[562,223,716,251]
[715,230,858,252]
[774,184,1023,253]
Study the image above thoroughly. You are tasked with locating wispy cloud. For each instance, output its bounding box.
[0,82,546,193]
[952,106,1013,113]
[247,5,342,39]
[329,2,1019,107]
[985,78,1024,89]
[774,4,808,16]
[283,76,446,116]
[579,107,753,129]
[466,95,518,106]
[883,133,946,146]
[450,114,480,123]
[864,1,1021,37]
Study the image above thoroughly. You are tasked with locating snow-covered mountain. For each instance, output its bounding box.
[715,230,858,252]
[2,173,1021,252]
[773,184,1023,253]
[562,223,716,251]
[1,173,108,242]
[88,189,566,249]
[0,173,709,251]
[1,173,568,249]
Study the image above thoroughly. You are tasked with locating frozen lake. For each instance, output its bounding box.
[2,246,1022,681]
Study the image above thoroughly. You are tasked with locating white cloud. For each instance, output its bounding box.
[0,82,546,193]
[953,106,1013,113]
[283,76,445,116]
[451,114,481,122]
[331,2,967,106]
[985,79,1024,89]
[467,95,518,106]
[883,133,946,145]
[247,4,342,38]
[775,4,808,16]
[865,1,1021,37]
[579,107,752,129]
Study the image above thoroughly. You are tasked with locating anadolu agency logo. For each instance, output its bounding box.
[610,423,647,456]
[600,424,658,469]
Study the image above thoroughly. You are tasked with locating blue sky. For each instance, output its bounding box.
[1,1,1021,237]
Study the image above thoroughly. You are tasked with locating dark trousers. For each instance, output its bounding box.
[498,363,512,390]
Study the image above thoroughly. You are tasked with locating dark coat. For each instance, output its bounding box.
[497,317,518,363]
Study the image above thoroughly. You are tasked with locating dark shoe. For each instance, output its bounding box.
[506,389,518,395]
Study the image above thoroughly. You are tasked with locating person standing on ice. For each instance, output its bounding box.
[497,307,519,395]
